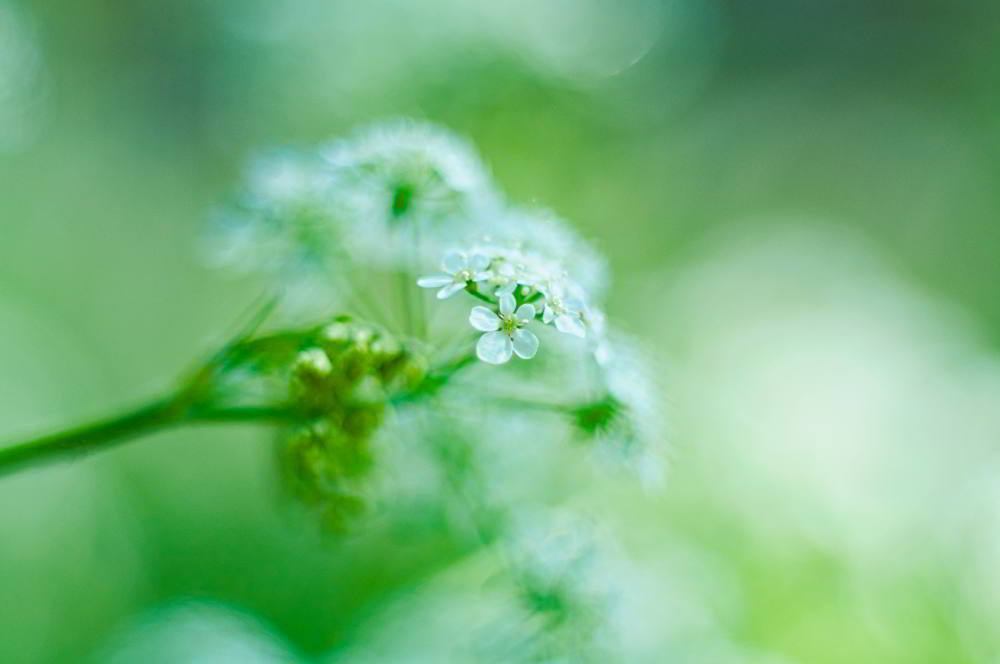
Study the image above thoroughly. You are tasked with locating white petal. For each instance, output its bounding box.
[477,331,513,364]
[469,306,501,331]
[497,262,517,278]
[471,271,491,282]
[442,252,466,273]
[515,303,536,321]
[496,282,517,296]
[542,305,556,324]
[469,253,490,271]
[499,293,516,316]
[437,282,466,299]
[555,314,586,338]
[585,307,607,336]
[511,328,539,359]
[417,274,452,288]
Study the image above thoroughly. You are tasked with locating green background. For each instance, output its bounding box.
[2,1,999,661]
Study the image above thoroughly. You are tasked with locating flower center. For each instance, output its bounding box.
[390,183,415,219]
[501,315,519,336]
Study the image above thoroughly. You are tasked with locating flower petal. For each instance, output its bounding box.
[477,331,513,364]
[442,252,466,273]
[499,293,516,316]
[437,282,466,299]
[555,314,586,338]
[542,305,555,324]
[497,262,517,278]
[417,274,452,288]
[515,303,536,321]
[469,306,501,331]
[469,253,490,271]
[511,328,539,359]
[496,282,517,296]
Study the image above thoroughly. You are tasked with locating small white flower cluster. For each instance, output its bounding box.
[210,121,613,347]
[209,120,500,299]
[209,120,663,480]
[418,238,606,364]
[321,119,500,266]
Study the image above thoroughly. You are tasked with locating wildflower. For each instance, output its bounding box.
[417,251,491,299]
[461,241,549,298]
[540,280,587,338]
[490,208,610,300]
[480,257,521,297]
[503,510,615,659]
[469,293,539,364]
[322,120,499,266]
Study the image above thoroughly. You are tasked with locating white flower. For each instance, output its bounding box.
[480,258,523,296]
[417,251,490,299]
[321,120,500,266]
[540,280,587,338]
[488,207,610,300]
[469,293,540,364]
[461,241,548,297]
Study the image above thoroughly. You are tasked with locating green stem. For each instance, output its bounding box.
[188,404,298,424]
[391,352,477,405]
[0,344,472,479]
[0,398,297,478]
[486,395,574,413]
[0,397,184,477]
[465,284,496,305]
[397,269,416,336]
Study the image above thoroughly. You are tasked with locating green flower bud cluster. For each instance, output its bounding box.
[278,318,424,531]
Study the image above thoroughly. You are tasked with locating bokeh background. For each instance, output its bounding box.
[2,0,1000,661]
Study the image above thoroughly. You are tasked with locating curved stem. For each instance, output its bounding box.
[187,404,298,424]
[0,398,298,478]
[0,344,472,479]
[0,398,184,478]
[464,284,497,305]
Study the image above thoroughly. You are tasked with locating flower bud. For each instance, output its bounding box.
[277,420,373,533]
[321,321,353,345]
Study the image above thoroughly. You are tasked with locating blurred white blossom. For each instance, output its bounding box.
[322,119,500,266]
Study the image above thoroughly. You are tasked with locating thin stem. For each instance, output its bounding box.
[486,395,574,414]
[391,351,478,405]
[0,339,474,479]
[187,404,298,424]
[397,268,416,336]
[0,399,298,478]
[0,398,184,477]
[465,283,497,305]
[410,223,428,339]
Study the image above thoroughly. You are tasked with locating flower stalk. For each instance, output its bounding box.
[0,332,473,478]
[0,397,189,478]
